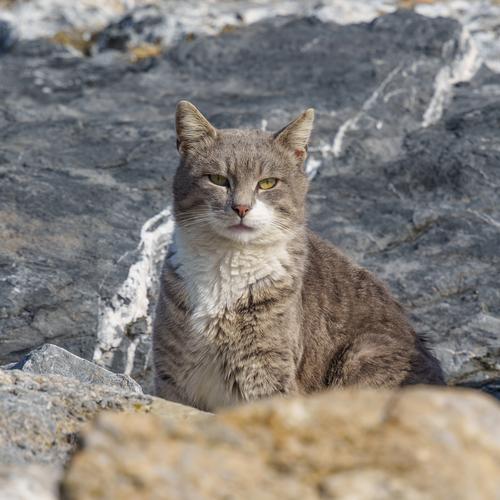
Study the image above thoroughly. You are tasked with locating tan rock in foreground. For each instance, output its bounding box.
[62,387,500,500]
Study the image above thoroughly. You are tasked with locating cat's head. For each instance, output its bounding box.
[173,100,314,245]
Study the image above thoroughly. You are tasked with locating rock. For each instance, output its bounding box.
[0,367,210,466]
[148,396,212,424]
[0,9,498,395]
[91,5,165,55]
[0,369,151,466]
[61,387,500,500]
[5,343,143,393]
[0,19,15,54]
[0,464,60,500]
[1,10,493,392]
[3,1,500,72]
[0,365,209,497]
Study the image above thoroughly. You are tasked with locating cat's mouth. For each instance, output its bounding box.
[228,222,255,232]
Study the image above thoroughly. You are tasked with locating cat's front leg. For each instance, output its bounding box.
[232,350,299,402]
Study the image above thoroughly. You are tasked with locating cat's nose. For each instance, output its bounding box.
[232,204,251,218]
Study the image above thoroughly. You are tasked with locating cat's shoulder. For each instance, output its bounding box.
[306,229,356,270]
[304,229,384,292]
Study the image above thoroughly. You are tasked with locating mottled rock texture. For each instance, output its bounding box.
[0,464,61,500]
[0,10,498,395]
[0,369,150,466]
[0,368,209,467]
[0,363,209,499]
[61,388,500,500]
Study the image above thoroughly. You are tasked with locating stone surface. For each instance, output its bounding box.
[5,343,143,393]
[1,10,498,397]
[2,1,500,71]
[0,369,149,466]
[0,368,209,466]
[61,387,500,500]
[91,4,164,54]
[0,364,209,499]
[0,18,15,53]
[0,464,61,500]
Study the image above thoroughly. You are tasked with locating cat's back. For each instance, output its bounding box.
[302,230,403,321]
[298,230,444,389]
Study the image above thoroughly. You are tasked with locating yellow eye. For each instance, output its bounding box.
[208,174,229,187]
[258,178,277,190]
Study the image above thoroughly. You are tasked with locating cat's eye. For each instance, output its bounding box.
[208,174,230,187]
[258,178,278,190]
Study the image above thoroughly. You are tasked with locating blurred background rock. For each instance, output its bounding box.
[0,2,499,498]
[0,0,498,397]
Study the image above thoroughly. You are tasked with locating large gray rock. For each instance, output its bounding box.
[0,10,498,395]
[5,343,142,393]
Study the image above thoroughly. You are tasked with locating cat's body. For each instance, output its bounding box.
[153,102,444,411]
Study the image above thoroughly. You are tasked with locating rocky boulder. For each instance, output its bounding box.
[5,343,143,393]
[61,387,500,500]
[0,362,210,464]
[0,9,498,396]
[0,361,210,499]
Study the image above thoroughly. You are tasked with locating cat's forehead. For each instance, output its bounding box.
[216,128,272,148]
[211,128,285,170]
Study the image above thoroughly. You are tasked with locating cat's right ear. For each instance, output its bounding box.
[273,108,315,163]
[176,100,217,155]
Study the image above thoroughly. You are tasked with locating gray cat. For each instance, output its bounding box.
[152,101,444,411]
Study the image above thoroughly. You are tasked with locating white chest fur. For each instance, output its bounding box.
[171,229,291,330]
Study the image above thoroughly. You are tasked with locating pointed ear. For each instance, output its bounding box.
[274,108,315,161]
[176,100,217,155]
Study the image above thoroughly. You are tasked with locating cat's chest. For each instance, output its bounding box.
[171,239,291,332]
[168,238,291,410]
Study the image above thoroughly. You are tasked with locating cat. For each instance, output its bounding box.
[152,100,444,411]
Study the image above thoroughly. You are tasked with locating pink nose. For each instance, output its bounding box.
[232,204,250,218]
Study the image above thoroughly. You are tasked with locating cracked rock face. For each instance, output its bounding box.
[0,10,498,396]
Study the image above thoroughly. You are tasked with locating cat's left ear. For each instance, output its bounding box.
[274,108,315,162]
[176,100,217,156]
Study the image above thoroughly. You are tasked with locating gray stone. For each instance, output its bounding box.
[0,10,498,397]
[0,369,151,466]
[0,464,60,500]
[6,343,143,393]
[0,365,209,495]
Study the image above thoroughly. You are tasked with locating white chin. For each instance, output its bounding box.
[221,227,260,243]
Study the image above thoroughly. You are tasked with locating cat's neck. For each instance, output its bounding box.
[169,225,305,310]
[171,225,297,275]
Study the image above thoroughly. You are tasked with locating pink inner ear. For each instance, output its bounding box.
[294,148,305,159]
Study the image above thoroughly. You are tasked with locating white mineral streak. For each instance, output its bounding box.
[422,30,481,127]
[93,207,174,373]
[326,64,402,158]
[415,0,500,73]
[305,156,322,180]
